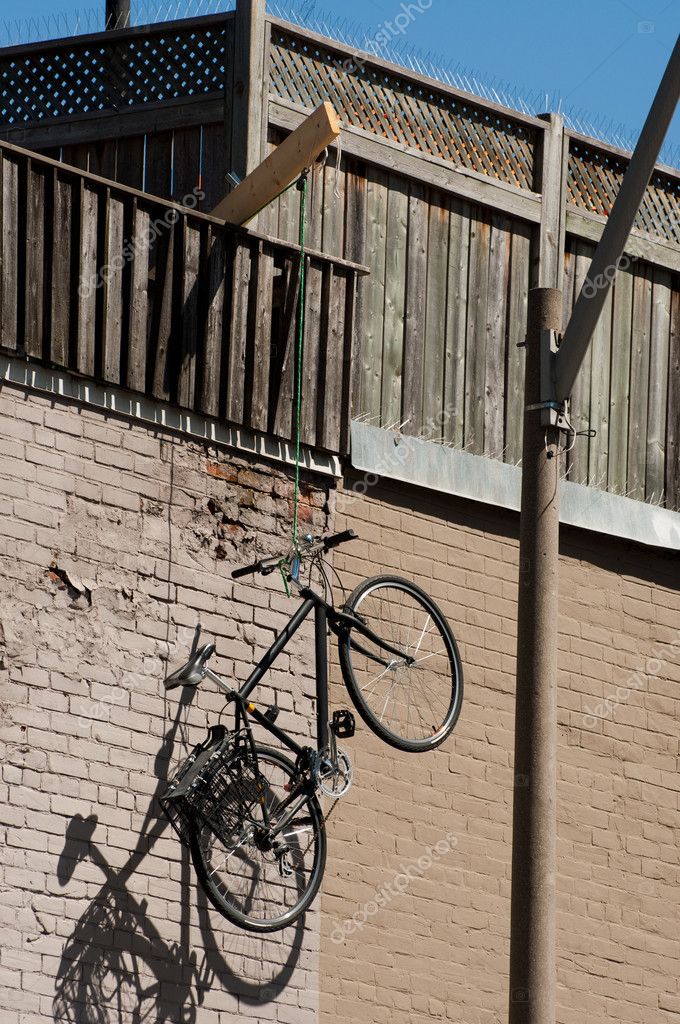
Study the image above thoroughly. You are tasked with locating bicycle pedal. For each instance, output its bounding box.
[331,709,355,739]
[263,705,280,724]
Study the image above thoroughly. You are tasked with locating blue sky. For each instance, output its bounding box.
[3,0,680,161]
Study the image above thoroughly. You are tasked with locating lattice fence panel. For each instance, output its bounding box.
[568,141,680,247]
[0,17,231,125]
[269,30,536,190]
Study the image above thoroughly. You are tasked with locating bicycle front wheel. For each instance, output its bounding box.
[189,746,326,933]
[338,575,463,752]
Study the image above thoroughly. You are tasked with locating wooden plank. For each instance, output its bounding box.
[484,214,510,459]
[0,153,19,350]
[345,165,366,420]
[127,201,150,391]
[178,218,201,408]
[321,149,345,259]
[200,123,227,213]
[305,159,324,252]
[25,162,46,359]
[62,143,89,171]
[251,241,274,431]
[381,174,408,428]
[150,219,176,402]
[76,182,98,375]
[272,255,300,439]
[319,266,347,451]
[646,267,671,502]
[116,136,145,190]
[627,263,653,500]
[587,284,613,489]
[101,192,124,383]
[215,102,341,224]
[444,197,471,448]
[144,131,173,200]
[666,288,680,511]
[362,165,388,421]
[505,223,530,464]
[277,168,301,245]
[465,213,490,454]
[300,256,323,446]
[226,240,252,423]
[402,182,428,435]
[50,170,72,366]
[422,195,449,438]
[88,141,116,181]
[607,263,633,494]
[198,226,226,417]
[23,158,46,356]
[569,241,594,485]
[172,126,202,204]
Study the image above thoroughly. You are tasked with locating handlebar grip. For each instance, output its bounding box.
[231,560,262,580]
[324,529,358,550]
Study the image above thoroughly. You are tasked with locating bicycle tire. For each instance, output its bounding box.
[189,745,326,933]
[338,575,463,753]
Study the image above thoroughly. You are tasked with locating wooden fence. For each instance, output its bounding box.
[0,139,366,454]
[0,3,679,508]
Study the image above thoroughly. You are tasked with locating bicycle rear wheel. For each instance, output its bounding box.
[338,575,463,752]
[189,745,326,933]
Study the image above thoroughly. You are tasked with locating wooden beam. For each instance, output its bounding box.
[211,102,341,225]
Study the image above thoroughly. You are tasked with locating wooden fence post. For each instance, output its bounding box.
[534,113,567,291]
[231,0,267,182]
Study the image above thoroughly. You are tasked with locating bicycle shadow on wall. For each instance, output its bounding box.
[52,692,306,1024]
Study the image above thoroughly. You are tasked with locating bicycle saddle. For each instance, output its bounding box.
[164,643,216,690]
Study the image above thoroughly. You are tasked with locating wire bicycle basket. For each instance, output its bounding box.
[160,729,262,849]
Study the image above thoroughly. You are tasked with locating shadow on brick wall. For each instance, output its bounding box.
[52,692,306,1023]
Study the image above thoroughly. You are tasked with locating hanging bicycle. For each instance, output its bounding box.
[160,529,463,932]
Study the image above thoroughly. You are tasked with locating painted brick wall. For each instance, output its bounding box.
[321,474,680,1024]
[0,382,333,1024]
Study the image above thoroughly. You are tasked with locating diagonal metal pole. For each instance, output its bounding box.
[555,33,680,402]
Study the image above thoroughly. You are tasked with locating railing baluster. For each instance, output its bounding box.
[50,169,72,368]
[101,190,124,383]
[199,225,226,418]
[127,199,150,391]
[252,241,274,432]
[25,159,46,360]
[226,238,252,424]
[76,179,98,376]
[178,217,201,409]
[1,152,20,352]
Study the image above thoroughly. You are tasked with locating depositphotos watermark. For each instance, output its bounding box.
[332,0,434,79]
[582,637,680,728]
[330,831,458,944]
[581,252,638,299]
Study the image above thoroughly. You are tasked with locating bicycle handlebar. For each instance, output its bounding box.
[231,530,358,580]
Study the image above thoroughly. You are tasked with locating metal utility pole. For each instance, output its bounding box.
[508,34,680,1024]
[105,0,130,29]
[508,288,562,1024]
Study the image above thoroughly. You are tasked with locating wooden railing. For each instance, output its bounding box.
[0,139,367,454]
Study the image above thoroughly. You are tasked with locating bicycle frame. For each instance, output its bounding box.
[204,585,410,762]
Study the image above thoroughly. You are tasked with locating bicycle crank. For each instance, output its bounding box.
[313,748,353,799]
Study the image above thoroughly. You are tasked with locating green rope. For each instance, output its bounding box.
[292,171,308,551]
